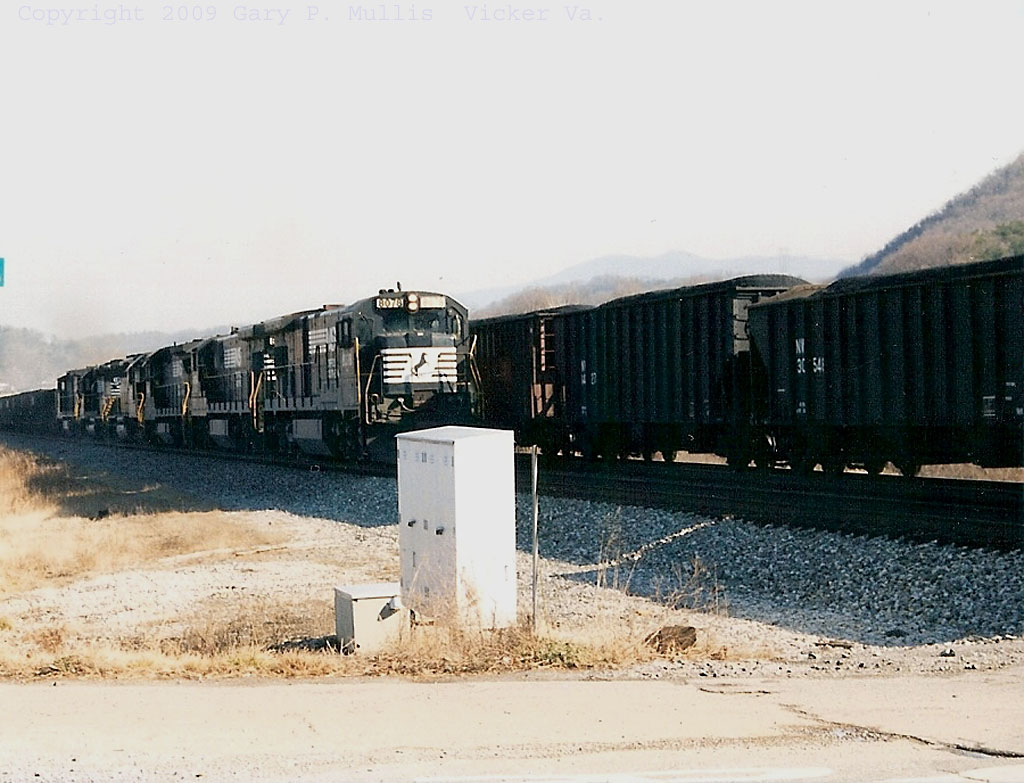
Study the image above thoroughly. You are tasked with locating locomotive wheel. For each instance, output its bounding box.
[751,438,774,470]
[333,417,363,461]
[659,449,678,463]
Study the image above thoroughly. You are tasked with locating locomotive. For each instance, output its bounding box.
[44,287,478,460]
[472,255,1024,475]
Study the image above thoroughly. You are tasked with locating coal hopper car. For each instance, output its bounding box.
[746,254,1024,475]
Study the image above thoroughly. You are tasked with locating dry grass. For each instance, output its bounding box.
[0,510,287,598]
[0,447,284,598]
[0,447,60,515]
[0,598,662,680]
[652,556,730,616]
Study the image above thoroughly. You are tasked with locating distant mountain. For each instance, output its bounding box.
[461,250,846,316]
[841,152,1024,277]
[0,325,226,394]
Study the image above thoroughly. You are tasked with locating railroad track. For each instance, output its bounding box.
[3,432,1020,550]
[519,457,1023,551]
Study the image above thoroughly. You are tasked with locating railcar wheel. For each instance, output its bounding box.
[726,449,752,470]
[863,458,887,476]
[578,436,599,462]
[790,453,816,475]
[895,459,921,478]
[821,455,845,476]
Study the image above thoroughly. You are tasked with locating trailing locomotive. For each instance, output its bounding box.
[37,288,479,461]
[473,255,1024,475]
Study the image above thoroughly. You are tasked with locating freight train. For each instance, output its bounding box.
[1,288,479,461]
[472,255,1024,476]
[2,258,1022,477]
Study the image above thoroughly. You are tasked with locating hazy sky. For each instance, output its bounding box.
[1,0,1022,338]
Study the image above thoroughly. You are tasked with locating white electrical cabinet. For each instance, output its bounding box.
[396,426,517,628]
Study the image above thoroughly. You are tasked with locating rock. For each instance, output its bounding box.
[645,625,697,654]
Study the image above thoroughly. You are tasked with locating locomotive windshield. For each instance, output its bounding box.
[374,294,465,339]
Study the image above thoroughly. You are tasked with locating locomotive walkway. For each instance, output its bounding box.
[2,666,1022,782]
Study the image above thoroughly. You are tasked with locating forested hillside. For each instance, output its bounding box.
[472,274,716,319]
[843,152,1024,277]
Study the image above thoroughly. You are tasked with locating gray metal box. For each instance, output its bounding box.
[334,582,406,654]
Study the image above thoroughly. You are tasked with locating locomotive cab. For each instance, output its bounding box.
[358,291,477,453]
[252,288,478,461]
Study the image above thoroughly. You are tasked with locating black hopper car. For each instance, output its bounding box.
[472,256,1024,475]
[7,288,479,461]
[748,255,1023,475]
[0,388,57,435]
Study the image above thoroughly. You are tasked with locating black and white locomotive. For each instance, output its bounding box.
[51,288,477,460]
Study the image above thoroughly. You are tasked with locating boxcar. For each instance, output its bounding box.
[747,255,1024,475]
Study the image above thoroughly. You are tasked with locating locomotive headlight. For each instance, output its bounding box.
[406,293,420,312]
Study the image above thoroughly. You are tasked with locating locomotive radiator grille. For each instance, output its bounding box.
[381,347,458,385]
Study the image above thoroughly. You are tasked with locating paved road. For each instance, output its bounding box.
[1,667,1021,782]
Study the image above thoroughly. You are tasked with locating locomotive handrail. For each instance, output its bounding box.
[182,382,191,417]
[362,354,380,425]
[468,355,484,417]
[354,338,362,406]
[465,335,485,417]
[136,393,145,425]
[249,371,264,432]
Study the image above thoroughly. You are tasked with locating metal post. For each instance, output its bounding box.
[531,444,539,634]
